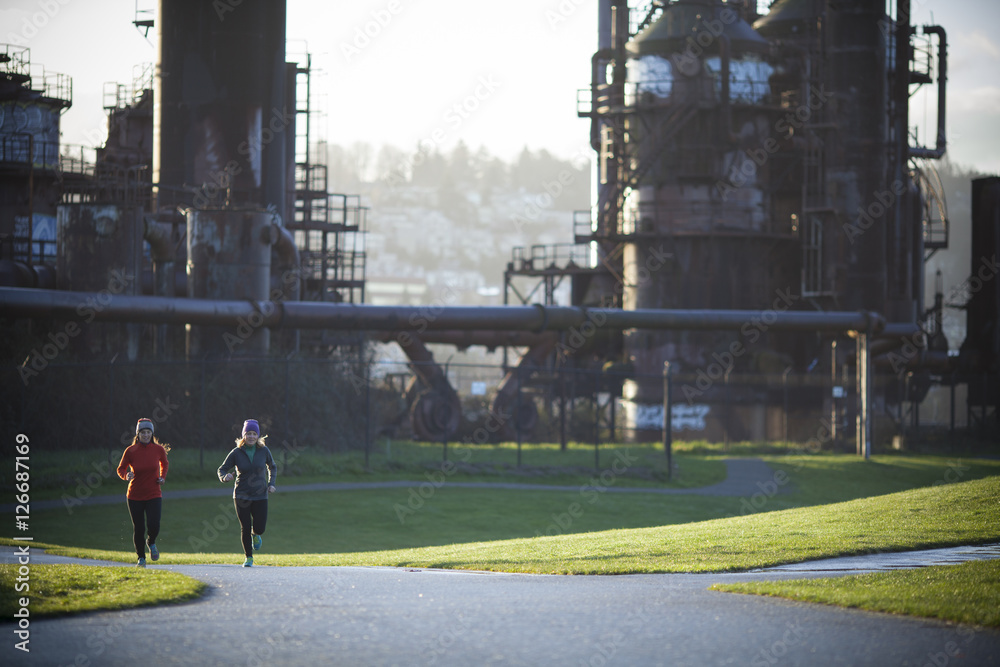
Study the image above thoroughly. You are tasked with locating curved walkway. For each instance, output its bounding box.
[2,545,999,667]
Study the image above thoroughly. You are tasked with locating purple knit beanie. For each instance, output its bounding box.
[242,419,260,436]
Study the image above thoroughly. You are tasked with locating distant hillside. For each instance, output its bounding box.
[325,142,592,305]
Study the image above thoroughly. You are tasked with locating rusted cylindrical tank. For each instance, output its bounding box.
[757,0,893,317]
[56,204,144,359]
[154,0,288,210]
[618,0,800,439]
[185,208,276,357]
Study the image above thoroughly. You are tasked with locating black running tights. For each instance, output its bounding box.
[126,497,161,559]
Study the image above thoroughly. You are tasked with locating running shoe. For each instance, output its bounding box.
[252,533,262,551]
[149,543,159,561]
[243,557,253,567]
[137,557,146,568]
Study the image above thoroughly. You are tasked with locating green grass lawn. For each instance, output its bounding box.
[711,558,1000,627]
[11,440,725,503]
[2,445,999,625]
[0,563,205,619]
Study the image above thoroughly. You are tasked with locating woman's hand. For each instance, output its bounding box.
[222,473,233,482]
[157,477,165,485]
[268,485,276,494]
[126,471,134,481]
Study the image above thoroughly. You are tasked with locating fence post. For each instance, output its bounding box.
[609,383,616,443]
[593,365,600,471]
[662,361,672,480]
[782,366,791,444]
[830,340,839,449]
[949,370,955,434]
[516,364,522,467]
[108,360,115,458]
[199,358,206,470]
[856,327,871,459]
[365,353,372,470]
[284,356,291,441]
[724,367,732,451]
[559,363,568,452]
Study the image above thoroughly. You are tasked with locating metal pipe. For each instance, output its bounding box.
[0,287,886,334]
[142,216,176,263]
[909,26,947,159]
[370,330,558,350]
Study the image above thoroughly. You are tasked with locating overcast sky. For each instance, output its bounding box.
[4,0,998,172]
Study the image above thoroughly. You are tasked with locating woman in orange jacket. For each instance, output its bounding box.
[117,418,170,567]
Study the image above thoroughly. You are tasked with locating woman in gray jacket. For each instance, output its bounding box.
[218,419,276,567]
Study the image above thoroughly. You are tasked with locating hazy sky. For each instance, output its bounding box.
[4,0,999,172]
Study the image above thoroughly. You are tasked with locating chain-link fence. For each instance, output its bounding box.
[3,352,988,468]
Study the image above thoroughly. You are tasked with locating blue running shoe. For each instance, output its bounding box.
[137,557,146,568]
[149,543,159,561]
[243,557,253,567]
[252,533,262,551]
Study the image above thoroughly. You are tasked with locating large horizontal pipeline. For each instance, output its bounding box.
[0,287,887,334]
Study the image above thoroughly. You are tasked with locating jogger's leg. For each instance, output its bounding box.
[127,499,146,558]
[145,497,162,546]
[234,498,254,558]
[250,499,268,536]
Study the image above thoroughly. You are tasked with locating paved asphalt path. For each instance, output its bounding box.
[3,555,998,667]
[3,459,998,666]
